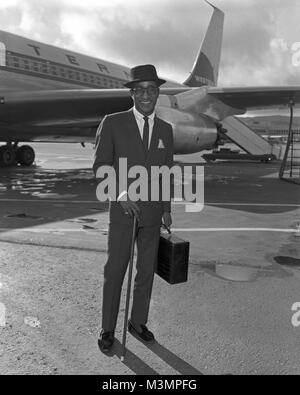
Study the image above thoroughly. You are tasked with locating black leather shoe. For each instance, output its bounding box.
[128,320,155,342]
[98,330,115,353]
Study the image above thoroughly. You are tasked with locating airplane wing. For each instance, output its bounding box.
[0,88,186,143]
[1,86,300,143]
[207,86,300,110]
[173,85,300,121]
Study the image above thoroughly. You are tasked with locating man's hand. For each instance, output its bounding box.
[162,212,172,229]
[119,198,140,220]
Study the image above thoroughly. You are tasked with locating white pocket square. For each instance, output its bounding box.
[158,139,165,149]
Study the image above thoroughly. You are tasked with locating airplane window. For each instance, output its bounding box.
[23,60,29,70]
[51,66,57,75]
[0,42,6,67]
[33,62,39,72]
[13,58,19,66]
[41,64,48,74]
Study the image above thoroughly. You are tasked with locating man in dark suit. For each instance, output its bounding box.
[93,64,173,353]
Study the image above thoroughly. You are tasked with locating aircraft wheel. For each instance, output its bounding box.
[16,145,35,166]
[0,145,16,167]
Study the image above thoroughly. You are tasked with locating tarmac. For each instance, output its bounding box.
[0,142,299,375]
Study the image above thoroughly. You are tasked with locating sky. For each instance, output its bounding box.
[0,0,300,87]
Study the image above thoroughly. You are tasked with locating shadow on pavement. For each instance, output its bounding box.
[105,339,159,375]
[190,260,293,281]
[99,338,203,375]
[144,341,203,375]
[174,160,300,214]
[274,256,300,268]
[0,166,107,234]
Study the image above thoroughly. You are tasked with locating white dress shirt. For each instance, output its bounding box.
[132,106,155,149]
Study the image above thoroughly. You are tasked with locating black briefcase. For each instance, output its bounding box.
[156,226,189,284]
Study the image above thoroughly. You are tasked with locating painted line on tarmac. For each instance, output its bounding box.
[0,198,98,204]
[0,198,299,207]
[0,227,298,233]
[0,228,95,232]
[172,228,298,233]
[173,202,300,207]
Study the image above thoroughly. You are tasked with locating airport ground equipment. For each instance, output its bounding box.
[279,101,300,184]
[203,147,276,163]
[222,116,281,159]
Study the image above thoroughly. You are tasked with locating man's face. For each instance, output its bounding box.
[131,81,160,116]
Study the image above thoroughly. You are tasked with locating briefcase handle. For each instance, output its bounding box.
[161,223,171,234]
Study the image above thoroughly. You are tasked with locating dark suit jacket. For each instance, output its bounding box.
[93,109,174,226]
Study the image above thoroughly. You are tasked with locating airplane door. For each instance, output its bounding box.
[0,42,6,67]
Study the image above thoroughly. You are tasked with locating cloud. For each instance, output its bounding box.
[0,0,299,86]
[0,0,19,7]
[216,0,300,86]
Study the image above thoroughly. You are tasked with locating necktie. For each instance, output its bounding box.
[143,116,149,151]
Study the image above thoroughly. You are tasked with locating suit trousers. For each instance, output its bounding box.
[102,221,161,332]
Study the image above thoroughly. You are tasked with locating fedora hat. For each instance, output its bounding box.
[124,64,166,88]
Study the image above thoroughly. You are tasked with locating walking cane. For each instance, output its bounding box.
[121,214,138,361]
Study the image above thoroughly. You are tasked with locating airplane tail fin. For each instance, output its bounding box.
[184,1,224,87]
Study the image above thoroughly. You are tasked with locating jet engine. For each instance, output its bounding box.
[156,100,218,154]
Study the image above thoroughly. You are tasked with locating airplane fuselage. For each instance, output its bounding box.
[0,30,182,92]
[0,29,218,163]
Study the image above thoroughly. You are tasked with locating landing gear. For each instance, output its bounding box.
[16,145,35,166]
[0,145,16,166]
[0,143,35,167]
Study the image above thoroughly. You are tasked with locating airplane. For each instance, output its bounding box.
[0,2,300,167]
